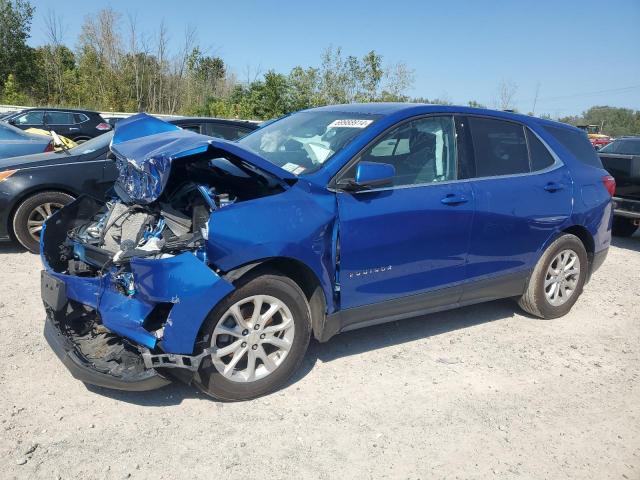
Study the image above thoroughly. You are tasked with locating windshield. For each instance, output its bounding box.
[67,131,114,155]
[599,138,640,155]
[238,111,381,175]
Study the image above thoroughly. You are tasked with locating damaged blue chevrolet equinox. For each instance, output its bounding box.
[41,104,613,401]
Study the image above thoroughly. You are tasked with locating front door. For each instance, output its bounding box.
[336,115,474,310]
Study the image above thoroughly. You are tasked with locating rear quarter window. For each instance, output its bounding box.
[543,125,603,168]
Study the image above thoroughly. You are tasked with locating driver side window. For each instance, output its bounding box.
[353,116,457,187]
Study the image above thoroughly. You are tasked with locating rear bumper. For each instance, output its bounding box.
[613,196,640,219]
[44,310,171,391]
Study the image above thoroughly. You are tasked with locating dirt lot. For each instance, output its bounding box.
[1,234,639,480]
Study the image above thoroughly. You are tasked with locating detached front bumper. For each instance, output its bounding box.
[44,307,171,391]
[44,312,171,391]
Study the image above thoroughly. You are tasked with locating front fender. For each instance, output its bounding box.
[130,253,234,353]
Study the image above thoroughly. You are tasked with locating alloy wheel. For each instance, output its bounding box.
[210,295,295,383]
[26,202,64,241]
[544,249,581,306]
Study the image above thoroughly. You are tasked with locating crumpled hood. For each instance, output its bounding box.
[110,113,296,204]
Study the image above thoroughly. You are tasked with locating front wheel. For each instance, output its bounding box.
[194,273,311,401]
[518,234,588,319]
[12,191,75,253]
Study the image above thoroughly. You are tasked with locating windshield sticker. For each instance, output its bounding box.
[282,162,301,173]
[328,119,374,129]
[293,166,306,175]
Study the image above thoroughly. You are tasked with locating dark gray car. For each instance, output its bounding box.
[0,122,52,160]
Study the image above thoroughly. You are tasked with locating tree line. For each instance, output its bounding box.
[0,0,638,134]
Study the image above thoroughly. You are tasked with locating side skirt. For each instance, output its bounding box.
[318,270,529,342]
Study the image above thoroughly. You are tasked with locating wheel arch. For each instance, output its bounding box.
[222,257,329,341]
[562,224,595,256]
[534,224,595,280]
[6,186,78,238]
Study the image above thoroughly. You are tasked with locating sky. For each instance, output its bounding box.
[26,0,640,117]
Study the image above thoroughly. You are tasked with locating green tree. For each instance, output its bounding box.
[0,0,36,91]
[559,106,640,136]
[1,73,28,104]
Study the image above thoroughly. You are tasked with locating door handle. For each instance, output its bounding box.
[544,182,565,192]
[441,194,468,206]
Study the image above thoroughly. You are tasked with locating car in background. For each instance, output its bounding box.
[0,110,22,120]
[0,122,55,160]
[40,105,612,401]
[102,115,127,128]
[599,136,640,236]
[168,116,258,140]
[2,107,111,143]
[0,117,260,252]
[577,124,612,150]
[25,128,77,150]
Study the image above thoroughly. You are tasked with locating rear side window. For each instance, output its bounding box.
[73,113,89,124]
[46,111,74,124]
[179,124,202,133]
[206,123,252,140]
[468,117,529,177]
[543,126,602,168]
[526,130,555,171]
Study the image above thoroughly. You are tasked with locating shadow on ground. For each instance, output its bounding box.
[89,298,521,406]
[611,231,640,253]
[0,240,25,254]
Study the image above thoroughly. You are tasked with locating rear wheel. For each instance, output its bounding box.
[194,273,311,401]
[518,234,588,319]
[12,191,74,253]
[612,216,638,237]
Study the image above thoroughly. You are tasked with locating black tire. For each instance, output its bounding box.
[612,216,638,238]
[518,234,588,319]
[194,273,311,401]
[12,191,74,253]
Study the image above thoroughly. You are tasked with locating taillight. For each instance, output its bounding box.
[96,122,111,131]
[44,141,54,152]
[602,175,616,196]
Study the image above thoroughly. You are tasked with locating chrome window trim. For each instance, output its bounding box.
[331,113,565,194]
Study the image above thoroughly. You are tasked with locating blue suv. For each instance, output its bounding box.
[41,104,613,401]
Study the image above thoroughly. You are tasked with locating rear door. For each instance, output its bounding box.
[336,115,474,311]
[44,111,75,137]
[461,116,573,298]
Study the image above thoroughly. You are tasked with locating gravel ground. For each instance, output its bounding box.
[0,234,639,480]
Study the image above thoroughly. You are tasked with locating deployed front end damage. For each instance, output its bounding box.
[41,113,295,391]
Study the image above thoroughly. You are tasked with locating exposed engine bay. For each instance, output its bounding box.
[52,155,284,280]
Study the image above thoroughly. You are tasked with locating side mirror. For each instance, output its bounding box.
[337,161,395,191]
[7,119,15,125]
